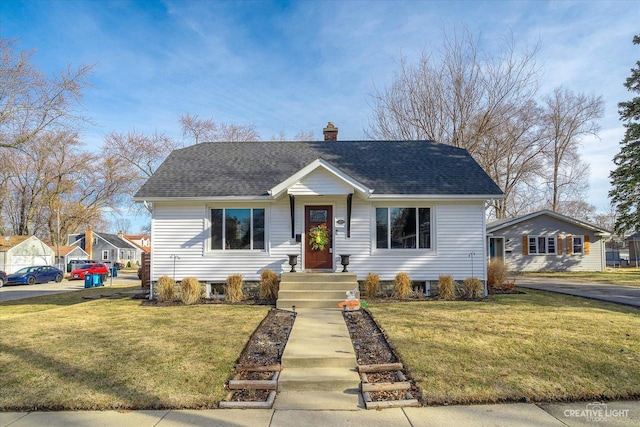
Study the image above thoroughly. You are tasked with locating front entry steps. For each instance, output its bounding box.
[276,272,359,310]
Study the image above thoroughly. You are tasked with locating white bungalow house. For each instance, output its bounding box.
[487,210,611,272]
[134,128,503,289]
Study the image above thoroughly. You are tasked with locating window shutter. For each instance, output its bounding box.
[584,235,590,255]
[566,235,572,254]
[557,236,563,255]
[522,236,528,255]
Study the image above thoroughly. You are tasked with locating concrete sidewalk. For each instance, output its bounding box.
[3,401,639,426]
[513,275,640,308]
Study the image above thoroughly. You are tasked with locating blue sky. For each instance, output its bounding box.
[1,0,638,229]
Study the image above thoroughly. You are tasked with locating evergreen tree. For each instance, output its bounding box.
[610,35,640,233]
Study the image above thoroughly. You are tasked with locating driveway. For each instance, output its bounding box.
[0,273,142,302]
[513,275,640,308]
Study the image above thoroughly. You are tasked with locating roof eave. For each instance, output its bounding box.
[368,194,504,201]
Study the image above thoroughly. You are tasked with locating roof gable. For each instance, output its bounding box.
[487,210,611,236]
[134,140,503,200]
[269,159,372,198]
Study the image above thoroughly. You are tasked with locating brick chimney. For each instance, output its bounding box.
[323,122,338,141]
[85,227,93,260]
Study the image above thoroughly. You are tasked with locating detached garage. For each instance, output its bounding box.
[0,236,55,274]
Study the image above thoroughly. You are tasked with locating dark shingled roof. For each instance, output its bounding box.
[134,140,503,198]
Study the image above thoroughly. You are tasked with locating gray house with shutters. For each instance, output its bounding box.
[487,210,611,272]
[134,133,504,285]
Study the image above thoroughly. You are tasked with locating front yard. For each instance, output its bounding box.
[368,289,640,405]
[1,284,638,410]
[0,286,269,410]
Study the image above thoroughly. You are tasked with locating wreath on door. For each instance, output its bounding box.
[308,224,330,251]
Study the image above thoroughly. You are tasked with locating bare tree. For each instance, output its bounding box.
[104,129,180,180]
[179,113,260,143]
[180,113,217,145]
[0,131,136,244]
[367,29,542,218]
[111,217,132,235]
[541,87,603,212]
[0,38,95,149]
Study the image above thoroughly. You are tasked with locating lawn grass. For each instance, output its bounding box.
[367,289,640,405]
[0,286,269,410]
[520,268,640,288]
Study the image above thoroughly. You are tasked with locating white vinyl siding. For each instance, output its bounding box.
[149,171,490,281]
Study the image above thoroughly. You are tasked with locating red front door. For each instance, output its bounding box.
[305,205,333,270]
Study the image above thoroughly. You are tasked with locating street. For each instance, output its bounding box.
[0,272,142,302]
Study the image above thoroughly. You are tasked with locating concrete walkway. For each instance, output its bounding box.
[3,401,639,426]
[275,308,361,410]
[513,276,640,308]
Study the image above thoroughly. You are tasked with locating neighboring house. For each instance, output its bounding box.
[626,232,640,266]
[0,235,55,274]
[133,128,503,285]
[486,210,611,272]
[121,234,151,265]
[50,245,90,272]
[68,229,139,266]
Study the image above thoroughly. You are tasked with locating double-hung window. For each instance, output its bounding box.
[527,236,556,255]
[572,236,584,254]
[211,208,265,250]
[376,207,431,249]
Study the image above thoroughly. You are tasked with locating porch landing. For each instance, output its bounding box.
[276,272,359,310]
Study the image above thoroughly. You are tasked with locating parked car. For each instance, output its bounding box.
[0,270,6,288]
[6,266,64,285]
[137,267,142,279]
[70,263,109,280]
[67,259,99,272]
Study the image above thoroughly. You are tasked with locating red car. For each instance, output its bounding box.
[70,263,109,280]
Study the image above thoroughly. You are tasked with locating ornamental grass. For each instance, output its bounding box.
[463,277,483,299]
[259,269,279,300]
[364,272,380,297]
[437,274,456,300]
[226,273,244,303]
[157,275,176,303]
[487,259,508,290]
[392,272,412,299]
[180,277,202,305]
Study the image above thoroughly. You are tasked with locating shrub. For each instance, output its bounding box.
[259,269,279,300]
[180,277,202,305]
[392,272,412,299]
[226,274,244,303]
[463,277,484,299]
[126,261,132,268]
[364,273,380,297]
[487,259,508,290]
[157,275,176,303]
[438,274,456,300]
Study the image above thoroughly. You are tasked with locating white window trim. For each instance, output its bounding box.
[572,235,584,254]
[373,205,435,254]
[207,207,267,252]
[101,250,109,260]
[527,235,557,255]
